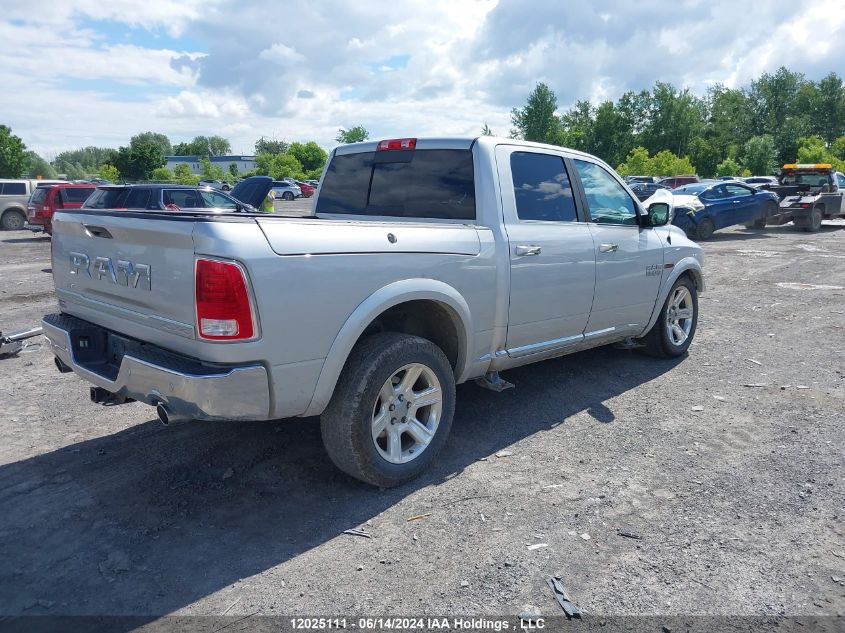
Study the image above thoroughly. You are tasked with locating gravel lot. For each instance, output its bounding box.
[0,217,843,621]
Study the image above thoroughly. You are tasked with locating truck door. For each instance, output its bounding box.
[571,159,664,337]
[495,146,596,357]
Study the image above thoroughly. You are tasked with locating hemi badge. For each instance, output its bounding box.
[664,263,675,269]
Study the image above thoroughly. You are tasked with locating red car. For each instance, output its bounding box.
[657,175,700,189]
[295,180,316,197]
[27,183,96,235]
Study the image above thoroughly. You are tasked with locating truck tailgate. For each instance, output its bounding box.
[51,211,198,341]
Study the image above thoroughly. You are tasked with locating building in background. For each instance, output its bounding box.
[164,155,256,176]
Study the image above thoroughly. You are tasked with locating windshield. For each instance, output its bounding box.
[673,183,709,195]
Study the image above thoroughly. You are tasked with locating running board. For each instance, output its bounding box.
[474,371,515,392]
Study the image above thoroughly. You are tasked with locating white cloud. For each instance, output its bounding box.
[1,0,844,158]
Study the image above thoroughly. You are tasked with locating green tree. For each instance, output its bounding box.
[742,135,778,175]
[150,167,173,181]
[616,147,653,177]
[688,137,720,178]
[228,163,239,179]
[110,143,165,180]
[254,137,289,155]
[616,146,695,177]
[831,136,845,161]
[173,136,231,157]
[481,123,493,136]
[288,141,327,172]
[335,126,370,144]
[510,82,563,144]
[55,146,113,173]
[200,157,226,181]
[254,152,275,175]
[98,164,119,182]
[715,157,742,178]
[0,125,29,177]
[173,163,199,184]
[27,152,58,179]
[130,131,172,157]
[64,162,88,180]
[269,154,305,180]
[559,99,595,152]
[640,82,705,158]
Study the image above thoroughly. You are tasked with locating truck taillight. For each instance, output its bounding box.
[195,258,255,340]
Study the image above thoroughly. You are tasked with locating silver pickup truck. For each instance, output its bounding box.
[43,137,704,486]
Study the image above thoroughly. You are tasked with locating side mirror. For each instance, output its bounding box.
[646,202,671,227]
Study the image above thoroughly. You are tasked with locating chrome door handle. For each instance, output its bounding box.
[515,245,542,256]
[599,243,618,253]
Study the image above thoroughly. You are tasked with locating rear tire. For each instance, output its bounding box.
[696,218,715,240]
[638,277,698,358]
[282,191,294,201]
[1,209,26,231]
[807,208,823,232]
[320,333,456,487]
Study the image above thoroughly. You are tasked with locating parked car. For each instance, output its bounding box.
[717,175,743,181]
[26,183,96,235]
[671,181,779,239]
[271,180,302,200]
[198,179,232,192]
[305,179,320,187]
[294,180,316,197]
[44,137,704,487]
[657,175,700,189]
[1,179,63,230]
[743,176,778,188]
[82,184,258,213]
[625,176,659,185]
[629,182,669,202]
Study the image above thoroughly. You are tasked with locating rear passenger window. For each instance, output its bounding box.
[60,188,96,204]
[510,152,578,222]
[125,189,151,209]
[2,183,26,195]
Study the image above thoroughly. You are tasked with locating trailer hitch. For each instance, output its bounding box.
[0,326,44,357]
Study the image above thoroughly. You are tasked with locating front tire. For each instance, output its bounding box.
[638,277,698,358]
[320,333,456,487]
[282,191,294,201]
[1,209,26,231]
[696,218,715,240]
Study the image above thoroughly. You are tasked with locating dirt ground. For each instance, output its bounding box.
[0,216,843,622]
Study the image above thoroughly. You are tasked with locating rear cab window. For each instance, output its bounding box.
[316,148,475,220]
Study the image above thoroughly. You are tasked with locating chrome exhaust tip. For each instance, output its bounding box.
[55,356,73,373]
[156,402,171,425]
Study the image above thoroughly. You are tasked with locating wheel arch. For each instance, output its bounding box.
[639,258,704,337]
[303,279,473,417]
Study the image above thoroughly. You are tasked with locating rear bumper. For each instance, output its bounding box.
[42,313,271,421]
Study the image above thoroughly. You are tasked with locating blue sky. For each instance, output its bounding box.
[1,0,843,157]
